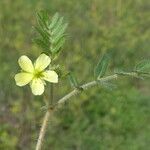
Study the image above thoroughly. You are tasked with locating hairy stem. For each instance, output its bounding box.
[35,110,52,150]
[35,74,118,150]
[56,74,118,106]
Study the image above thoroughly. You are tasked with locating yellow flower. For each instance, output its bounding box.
[15,54,58,95]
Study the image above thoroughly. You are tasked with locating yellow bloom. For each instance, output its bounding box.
[15,54,58,95]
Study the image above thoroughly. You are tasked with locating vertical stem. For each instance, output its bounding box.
[49,57,54,105]
[35,110,52,150]
[36,60,54,150]
[35,84,54,150]
[50,84,54,105]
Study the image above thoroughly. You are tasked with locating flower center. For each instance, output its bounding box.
[34,70,44,78]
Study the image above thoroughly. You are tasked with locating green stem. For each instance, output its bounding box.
[50,84,54,105]
[49,57,54,105]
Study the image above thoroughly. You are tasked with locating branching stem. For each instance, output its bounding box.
[35,74,118,150]
[56,74,118,106]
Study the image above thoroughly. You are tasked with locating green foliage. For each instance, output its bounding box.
[134,59,150,72]
[68,72,79,88]
[0,125,18,150]
[51,87,150,150]
[94,53,110,79]
[34,11,68,57]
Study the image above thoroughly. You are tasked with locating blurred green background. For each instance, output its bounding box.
[0,0,150,150]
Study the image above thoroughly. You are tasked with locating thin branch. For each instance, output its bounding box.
[56,74,118,106]
[35,74,118,150]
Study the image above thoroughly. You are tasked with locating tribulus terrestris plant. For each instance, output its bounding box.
[14,11,150,150]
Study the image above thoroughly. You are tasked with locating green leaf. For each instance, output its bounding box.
[36,11,49,30]
[94,53,110,79]
[34,11,67,56]
[68,72,79,88]
[51,17,64,35]
[51,23,68,44]
[51,37,65,53]
[34,26,49,41]
[49,12,59,29]
[33,38,50,51]
[134,59,150,72]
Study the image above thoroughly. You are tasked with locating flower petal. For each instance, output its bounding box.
[30,78,45,95]
[42,70,58,83]
[34,54,51,71]
[18,55,34,73]
[15,73,33,86]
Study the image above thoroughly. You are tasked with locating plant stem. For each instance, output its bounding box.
[50,84,53,105]
[35,74,118,150]
[56,74,118,106]
[35,110,52,150]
